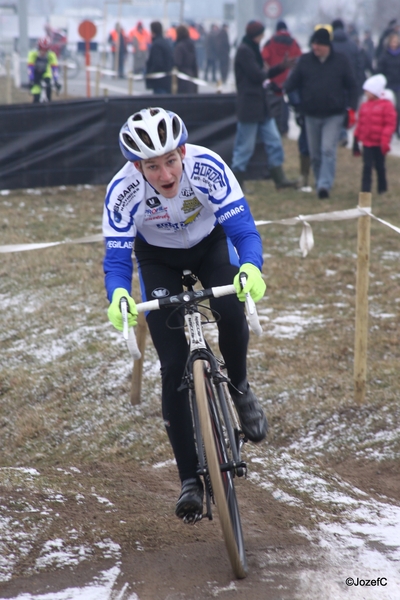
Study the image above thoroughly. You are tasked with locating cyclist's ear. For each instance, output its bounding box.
[133,160,143,172]
[178,144,186,160]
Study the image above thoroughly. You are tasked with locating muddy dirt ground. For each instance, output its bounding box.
[0,455,399,599]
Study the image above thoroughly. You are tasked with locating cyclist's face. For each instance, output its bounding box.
[135,147,185,198]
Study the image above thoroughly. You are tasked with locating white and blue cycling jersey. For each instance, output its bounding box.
[103,143,263,301]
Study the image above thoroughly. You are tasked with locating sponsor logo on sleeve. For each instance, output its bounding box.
[106,240,134,249]
[217,204,245,224]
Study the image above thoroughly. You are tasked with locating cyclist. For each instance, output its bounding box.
[27,38,61,103]
[103,107,268,519]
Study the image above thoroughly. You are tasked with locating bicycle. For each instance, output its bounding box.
[121,271,262,579]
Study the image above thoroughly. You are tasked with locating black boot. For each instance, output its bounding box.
[175,478,203,519]
[269,165,297,190]
[229,381,268,443]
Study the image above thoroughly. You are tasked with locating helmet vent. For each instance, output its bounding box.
[122,133,140,152]
[171,116,181,140]
[135,127,155,150]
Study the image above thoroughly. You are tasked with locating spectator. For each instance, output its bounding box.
[204,24,219,82]
[194,23,206,73]
[331,18,365,146]
[362,30,375,67]
[145,21,174,94]
[358,34,374,78]
[108,22,128,78]
[285,27,358,199]
[216,23,231,84]
[331,19,365,92]
[375,19,399,61]
[129,21,151,75]
[288,89,312,191]
[353,74,397,194]
[377,32,400,137]
[261,20,302,135]
[347,23,359,45]
[27,38,61,103]
[165,24,177,43]
[231,20,296,190]
[174,25,198,94]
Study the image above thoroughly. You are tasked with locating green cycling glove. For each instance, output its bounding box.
[233,263,266,303]
[108,288,138,331]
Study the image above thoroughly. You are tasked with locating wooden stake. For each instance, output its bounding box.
[130,312,148,405]
[354,192,371,404]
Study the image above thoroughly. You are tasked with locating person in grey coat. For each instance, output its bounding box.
[231,20,296,190]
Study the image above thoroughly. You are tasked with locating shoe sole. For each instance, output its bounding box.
[175,500,203,519]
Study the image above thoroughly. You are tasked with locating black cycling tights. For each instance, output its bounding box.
[135,226,249,482]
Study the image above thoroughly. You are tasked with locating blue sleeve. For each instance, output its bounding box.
[103,238,134,302]
[215,199,263,270]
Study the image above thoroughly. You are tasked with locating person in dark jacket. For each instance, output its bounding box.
[285,27,358,199]
[331,18,365,146]
[231,20,296,190]
[145,21,174,94]
[375,19,400,61]
[216,23,230,83]
[204,24,219,82]
[362,30,375,67]
[174,24,198,93]
[108,22,128,79]
[377,32,400,135]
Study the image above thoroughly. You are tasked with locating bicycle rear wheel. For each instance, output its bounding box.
[193,359,247,579]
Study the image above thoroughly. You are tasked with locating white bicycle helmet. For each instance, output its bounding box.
[119,107,188,161]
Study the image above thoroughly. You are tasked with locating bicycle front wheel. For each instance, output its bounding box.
[193,360,247,579]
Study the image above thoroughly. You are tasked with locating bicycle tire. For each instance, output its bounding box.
[193,360,247,578]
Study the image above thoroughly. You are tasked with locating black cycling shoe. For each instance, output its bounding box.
[229,381,268,443]
[175,478,203,520]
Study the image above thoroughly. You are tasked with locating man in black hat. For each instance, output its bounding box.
[285,27,358,199]
[231,20,296,190]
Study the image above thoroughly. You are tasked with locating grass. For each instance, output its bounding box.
[1,140,399,467]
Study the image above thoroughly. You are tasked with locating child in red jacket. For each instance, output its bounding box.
[353,74,397,194]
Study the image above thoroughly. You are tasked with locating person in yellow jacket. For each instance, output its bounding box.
[27,38,61,103]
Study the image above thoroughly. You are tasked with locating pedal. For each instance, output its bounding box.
[183,511,203,525]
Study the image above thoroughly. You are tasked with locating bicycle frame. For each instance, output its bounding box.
[182,301,247,520]
[121,271,261,578]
